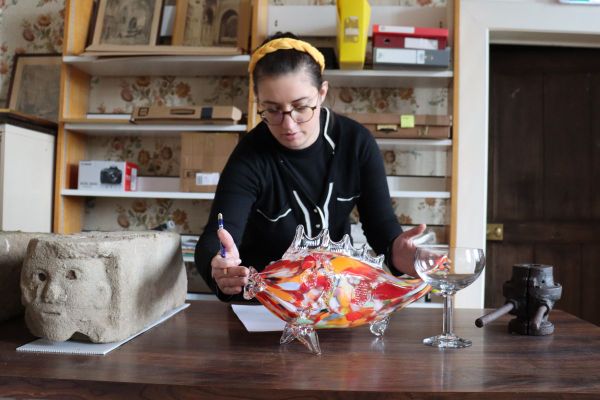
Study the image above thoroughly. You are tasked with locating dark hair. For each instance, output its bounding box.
[251,32,323,94]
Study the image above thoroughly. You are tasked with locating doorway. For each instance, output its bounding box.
[487,45,600,326]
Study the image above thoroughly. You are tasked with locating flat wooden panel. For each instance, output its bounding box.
[485,243,534,308]
[60,196,84,234]
[488,46,600,326]
[0,303,599,398]
[593,73,600,219]
[581,245,600,326]
[503,221,600,244]
[53,127,85,233]
[64,0,95,55]
[544,73,592,220]
[488,71,544,221]
[536,244,581,318]
[247,0,268,130]
[62,65,90,120]
[449,0,459,248]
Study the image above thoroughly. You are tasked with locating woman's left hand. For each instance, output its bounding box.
[391,224,427,277]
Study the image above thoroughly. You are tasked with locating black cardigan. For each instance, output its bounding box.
[195,108,402,301]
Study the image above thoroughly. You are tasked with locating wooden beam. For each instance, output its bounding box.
[450,0,460,248]
[63,0,95,56]
[53,126,85,233]
[247,0,269,130]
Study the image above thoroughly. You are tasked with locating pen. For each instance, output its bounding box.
[218,213,226,258]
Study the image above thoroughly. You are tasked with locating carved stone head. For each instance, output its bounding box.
[0,232,50,322]
[21,231,187,343]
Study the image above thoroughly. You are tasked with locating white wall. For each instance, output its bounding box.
[455,0,600,308]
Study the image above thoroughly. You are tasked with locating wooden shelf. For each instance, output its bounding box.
[376,138,452,148]
[63,121,247,136]
[61,188,448,200]
[389,190,450,199]
[324,69,453,88]
[387,176,450,197]
[61,189,215,200]
[63,55,251,77]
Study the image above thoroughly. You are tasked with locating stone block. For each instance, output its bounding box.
[0,232,49,322]
[21,231,187,343]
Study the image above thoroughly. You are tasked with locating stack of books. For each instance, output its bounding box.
[181,235,199,262]
[372,24,450,69]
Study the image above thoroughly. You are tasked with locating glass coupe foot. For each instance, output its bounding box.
[423,333,472,348]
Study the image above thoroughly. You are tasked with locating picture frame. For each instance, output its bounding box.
[87,0,164,52]
[6,54,62,123]
[172,0,250,51]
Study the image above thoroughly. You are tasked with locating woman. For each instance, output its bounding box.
[195,33,426,301]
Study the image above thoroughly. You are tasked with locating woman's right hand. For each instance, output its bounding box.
[211,227,249,295]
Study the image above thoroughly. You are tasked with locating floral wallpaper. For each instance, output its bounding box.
[89,76,248,114]
[82,198,210,234]
[0,0,64,105]
[2,0,450,253]
[382,147,448,176]
[86,136,181,176]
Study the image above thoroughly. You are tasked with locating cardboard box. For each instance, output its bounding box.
[180,133,238,193]
[78,161,138,191]
[372,25,449,50]
[373,47,451,68]
[131,106,242,125]
[345,113,452,139]
[137,177,180,192]
[336,0,370,70]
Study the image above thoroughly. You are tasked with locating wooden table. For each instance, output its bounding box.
[1,301,598,399]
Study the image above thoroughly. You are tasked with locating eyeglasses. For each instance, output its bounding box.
[257,103,318,126]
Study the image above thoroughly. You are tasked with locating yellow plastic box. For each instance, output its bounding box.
[337,0,371,70]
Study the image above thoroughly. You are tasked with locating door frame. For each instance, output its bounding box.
[454,0,600,308]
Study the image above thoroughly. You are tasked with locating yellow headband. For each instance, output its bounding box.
[248,38,325,74]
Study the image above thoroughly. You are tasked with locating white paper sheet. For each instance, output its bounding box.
[16,303,190,356]
[231,304,286,332]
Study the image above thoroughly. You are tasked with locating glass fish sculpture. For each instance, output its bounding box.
[243,226,431,355]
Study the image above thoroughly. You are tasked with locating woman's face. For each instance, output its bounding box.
[256,69,328,150]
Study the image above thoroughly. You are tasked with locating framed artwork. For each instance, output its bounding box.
[89,0,164,51]
[172,0,250,50]
[6,54,62,123]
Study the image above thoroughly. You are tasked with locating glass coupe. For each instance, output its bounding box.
[414,245,486,348]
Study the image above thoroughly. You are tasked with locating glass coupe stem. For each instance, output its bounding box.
[442,293,454,336]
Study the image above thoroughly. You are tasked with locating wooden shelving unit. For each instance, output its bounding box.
[54,0,454,235]
[54,0,268,233]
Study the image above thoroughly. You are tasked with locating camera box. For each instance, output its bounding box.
[180,133,238,193]
[78,161,138,191]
